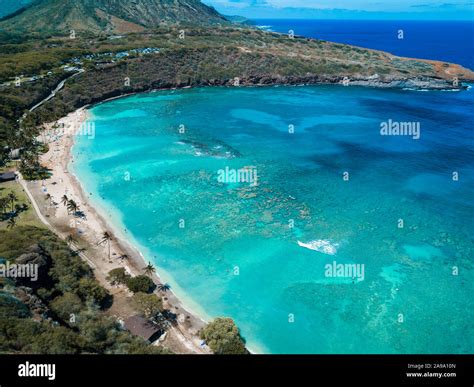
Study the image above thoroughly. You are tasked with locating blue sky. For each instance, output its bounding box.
[203,0,474,19]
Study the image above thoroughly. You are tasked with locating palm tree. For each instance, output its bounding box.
[7,217,16,230]
[143,262,156,277]
[67,199,79,215]
[118,254,129,262]
[61,195,68,206]
[98,231,113,260]
[7,191,18,213]
[66,234,77,245]
[0,197,8,214]
[157,283,171,293]
[45,193,53,206]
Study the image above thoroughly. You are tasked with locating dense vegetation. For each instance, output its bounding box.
[0,226,169,354]
[107,267,155,294]
[0,192,244,354]
[199,317,248,355]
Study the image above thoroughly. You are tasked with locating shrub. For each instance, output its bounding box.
[199,317,247,354]
[107,267,130,286]
[132,292,163,318]
[50,292,83,323]
[126,275,155,294]
[76,278,110,308]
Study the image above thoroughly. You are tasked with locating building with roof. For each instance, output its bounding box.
[123,315,162,343]
[0,172,16,183]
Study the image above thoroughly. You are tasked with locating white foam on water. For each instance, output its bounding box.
[297,239,338,255]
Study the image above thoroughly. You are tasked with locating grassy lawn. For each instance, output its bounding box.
[0,179,44,230]
[0,161,18,173]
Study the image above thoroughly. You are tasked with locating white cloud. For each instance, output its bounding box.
[206,0,474,11]
[205,0,250,8]
[204,0,474,18]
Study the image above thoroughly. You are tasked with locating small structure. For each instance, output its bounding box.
[123,315,162,343]
[0,172,16,183]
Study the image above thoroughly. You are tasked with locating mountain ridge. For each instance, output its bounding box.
[0,0,228,34]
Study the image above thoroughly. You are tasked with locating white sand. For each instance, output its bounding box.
[25,108,210,354]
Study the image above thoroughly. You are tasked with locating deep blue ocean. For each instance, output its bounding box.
[254,20,474,70]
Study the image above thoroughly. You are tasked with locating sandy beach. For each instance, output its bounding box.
[24,108,210,354]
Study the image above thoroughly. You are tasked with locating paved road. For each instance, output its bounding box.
[28,69,85,113]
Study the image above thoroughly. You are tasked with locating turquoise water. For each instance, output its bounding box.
[72,85,474,354]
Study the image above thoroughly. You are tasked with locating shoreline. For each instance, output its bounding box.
[26,82,473,355]
[68,153,214,325]
[27,108,211,354]
[67,109,262,354]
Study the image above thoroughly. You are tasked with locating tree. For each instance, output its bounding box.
[61,195,68,206]
[67,199,79,215]
[142,262,155,277]
[28,325,81,355]
[98,231,112,260]
[132,292,163,318]
[7,217,16,230]
[75,311,119,353]
[45,193,53,206]
[65,234,77,245]
[76,278,110,308]
[199,318,247,355]
[107,267,130,286]
[7,191,17,213]
[157,283,171,293]
[0,197,8,214]
[126,275,155,294]
[18,146,45,181]
[50,292,83,323]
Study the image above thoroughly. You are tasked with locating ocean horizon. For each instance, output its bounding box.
[72,82,474,354]
[3,0,474,380]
